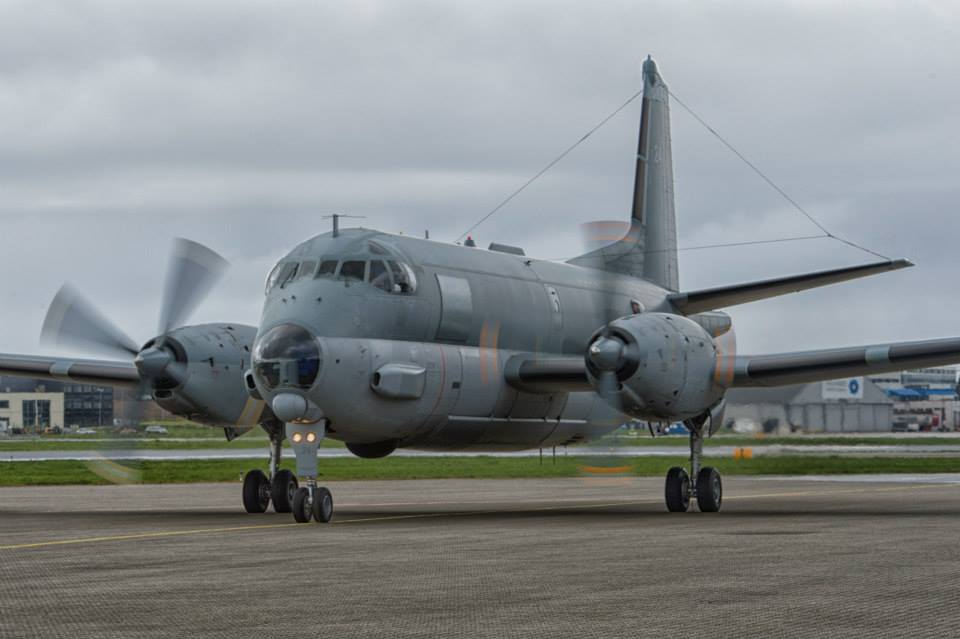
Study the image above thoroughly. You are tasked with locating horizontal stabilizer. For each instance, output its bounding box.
[0,353,141,388]
[669,259,912,315]
[733,337,960,388]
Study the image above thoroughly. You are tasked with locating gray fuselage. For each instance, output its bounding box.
[251,228,677,451]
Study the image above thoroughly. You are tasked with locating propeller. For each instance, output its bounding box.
[39,238,229,483]
[576,220,643,476]
[579,220,646,409]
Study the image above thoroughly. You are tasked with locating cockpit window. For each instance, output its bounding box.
[265,263,283,294]
[369,260,391,292]
[387,260,417,294]
[316,260,338,278]
[340,260,365,281]
[267,262,300,291]
[298,261,316,280]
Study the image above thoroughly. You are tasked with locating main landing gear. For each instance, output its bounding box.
[242,423,300,514]
[664,419,722,513]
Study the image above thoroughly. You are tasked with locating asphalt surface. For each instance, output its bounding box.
[1,477,960,638]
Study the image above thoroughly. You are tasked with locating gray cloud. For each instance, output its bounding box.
[0,0,957,355]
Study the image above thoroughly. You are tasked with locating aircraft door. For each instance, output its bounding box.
[435,274,473,342]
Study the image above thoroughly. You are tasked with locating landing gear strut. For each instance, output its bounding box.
[664,418,722,513]
[241,422,298,514]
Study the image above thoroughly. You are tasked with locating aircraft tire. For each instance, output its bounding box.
[312,487,334,523]
[271,469,298,513]
[696,467,722,513]
[664,467,690,512]
[292,487,312,523]
[242,469,270,513]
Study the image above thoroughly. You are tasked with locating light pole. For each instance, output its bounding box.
[98,388,103,427]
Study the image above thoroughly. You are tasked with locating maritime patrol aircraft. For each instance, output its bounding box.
[3,57,959,523]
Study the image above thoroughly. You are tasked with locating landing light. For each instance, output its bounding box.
[291,432,303,443]
[306,432,317,443]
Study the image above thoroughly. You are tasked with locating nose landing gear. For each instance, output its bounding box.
[292,484,334,523]
[664,418,723,513]
[286,420,334,524]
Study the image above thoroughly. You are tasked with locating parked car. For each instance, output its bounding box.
[75,428,97,436]
[144,425,169,435]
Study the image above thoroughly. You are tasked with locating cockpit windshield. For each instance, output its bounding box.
[265,239,418,295]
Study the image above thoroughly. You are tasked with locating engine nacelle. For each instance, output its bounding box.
[147,323,270,427]
[586,313,728,422]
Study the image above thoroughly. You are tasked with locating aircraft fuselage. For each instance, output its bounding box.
[250,228,676,451]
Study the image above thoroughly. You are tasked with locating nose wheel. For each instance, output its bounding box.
[663,422,723,513]
[292,484,334,523]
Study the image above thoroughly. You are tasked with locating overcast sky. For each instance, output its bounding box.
[0,0,957,357]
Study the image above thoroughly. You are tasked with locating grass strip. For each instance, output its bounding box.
[2,455,960,486]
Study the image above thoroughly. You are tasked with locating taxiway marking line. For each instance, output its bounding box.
[0,483,955,551]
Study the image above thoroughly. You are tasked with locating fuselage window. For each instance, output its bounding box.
[387,261,416,294]
[316,260,338,278]
[340,260,366,281]
[368,260,392,292]
[298,261,316,279]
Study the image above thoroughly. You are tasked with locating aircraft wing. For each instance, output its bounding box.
[732,337,960,387]
[0,352,141,389]
[669,259,912,315]
[506,334,960,393]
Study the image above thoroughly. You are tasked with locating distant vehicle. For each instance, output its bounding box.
[892,423,921,433]
[144,425,169,435]
[42,426,63,435]
[75,428,97,435]
[664,423,689,436]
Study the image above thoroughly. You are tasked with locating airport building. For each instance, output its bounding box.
[871,367,960,431]
[725,367,960,433]
[0,391,65,434]
[0,377,113,427]
[724,378,894,434]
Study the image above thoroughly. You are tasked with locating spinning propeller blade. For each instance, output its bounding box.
[158,238,229,334]
[40,285,141,359]
[39,237,230,485]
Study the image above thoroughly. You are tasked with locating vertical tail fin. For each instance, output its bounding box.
[568,56,679,291]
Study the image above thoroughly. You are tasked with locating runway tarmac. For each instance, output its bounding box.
[1,477,959,638]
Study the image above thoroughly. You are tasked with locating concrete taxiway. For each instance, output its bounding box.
[1,477,959,638]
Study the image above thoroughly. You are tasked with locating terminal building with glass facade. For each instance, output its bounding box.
[0,377,112,427]
[0,391,65,434]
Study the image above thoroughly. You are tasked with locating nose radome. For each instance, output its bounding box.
[271,393,306,421]
[271,393,324,424]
